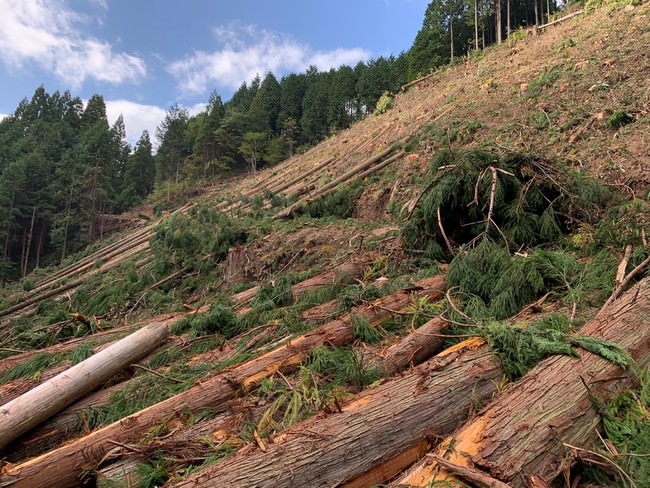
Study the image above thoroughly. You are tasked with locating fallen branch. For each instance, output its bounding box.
[598,253,650,317]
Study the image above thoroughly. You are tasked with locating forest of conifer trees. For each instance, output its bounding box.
[0,0,562,281]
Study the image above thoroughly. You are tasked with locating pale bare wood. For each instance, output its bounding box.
[615,244,633,287]
[0,321,170,449]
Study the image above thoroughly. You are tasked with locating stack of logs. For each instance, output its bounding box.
[0,269,647,488]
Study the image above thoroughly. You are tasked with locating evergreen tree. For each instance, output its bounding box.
[119,130,155,209]
[155,104,190,187]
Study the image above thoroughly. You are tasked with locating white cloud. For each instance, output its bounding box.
[168,23,370,96]
[0,114,8,121]
[0,0,146,87]
[105,100,166,148]
[105,100,207,150]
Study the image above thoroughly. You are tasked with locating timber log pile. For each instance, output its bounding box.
[0,251,450,487]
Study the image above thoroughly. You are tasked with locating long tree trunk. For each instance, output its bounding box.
[171,336,502,488]
[0,276,446,487]
[534,0,539,26]
[474,0,479,50]
[230,251,378,308]
[450,17,454,61]
[395,278,650,488]
[3,279,381,462]
[21,206,36,277]
[506,0,511,38]
[274,146,397,219]
[496,0,502,44]
[61,185,73,263]
[0,322,169,449]
[97,318,451,486]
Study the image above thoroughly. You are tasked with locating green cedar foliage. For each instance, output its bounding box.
[484,314,630,380]
[403,149,612,256]
[150,204,249,275]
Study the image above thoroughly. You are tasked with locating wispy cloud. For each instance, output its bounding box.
[0,0,146,88]
[168,23,370,96]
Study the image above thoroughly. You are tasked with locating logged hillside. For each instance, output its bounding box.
[0,4,649,488]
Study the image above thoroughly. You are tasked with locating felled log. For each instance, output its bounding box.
[96,318,449,486]
[33,225,153,290]
[0,364,70,406]
[395,278,650,488]
[170,336,500,488]
[0,276,446,487]
[376,316,449,375]
[11,285,332,461]
[0,310,187,379]
[231,251,378,308]
[273,146,398,219]
[0,322,169,449]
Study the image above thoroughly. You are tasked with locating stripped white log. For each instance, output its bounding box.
[0,321,169,449]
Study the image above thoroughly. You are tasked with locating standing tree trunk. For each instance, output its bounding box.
[21,206,36,277]
[60,185,73,264]
[395,278,650,488]
[534,0,539,26]
[450,17,454,61]
[474,0,479,50]
[507,0,511,38]
[496,0,502,44]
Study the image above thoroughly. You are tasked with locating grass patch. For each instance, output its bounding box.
[526,66,562,98]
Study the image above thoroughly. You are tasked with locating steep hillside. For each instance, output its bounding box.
[0,4,648,488]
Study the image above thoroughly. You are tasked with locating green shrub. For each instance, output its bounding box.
[21,278,35,292]
[607,109,634,129]
[299,179,364,219]
[374,91,393,115]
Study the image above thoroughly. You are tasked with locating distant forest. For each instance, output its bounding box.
[0,0,561,281]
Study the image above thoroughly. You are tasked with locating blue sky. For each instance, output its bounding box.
[0,0,428,146]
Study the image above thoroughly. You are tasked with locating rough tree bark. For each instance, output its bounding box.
[0,276,446,487]
[0,322,170,449]
[231,251,378,308]
[170,337,501,488]
[96,318,451,486]
[395,278,650,488]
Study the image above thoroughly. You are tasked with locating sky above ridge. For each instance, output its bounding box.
[0,0,428,146]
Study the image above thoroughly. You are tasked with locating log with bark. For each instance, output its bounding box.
[0,275,446,487]
[0,261,377,461]
[95,318,450,486]
[230,251,378,308]
[0,321,169,449]
[169,335,501,488]
[273,145,399,219]
[395,278,650,488]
